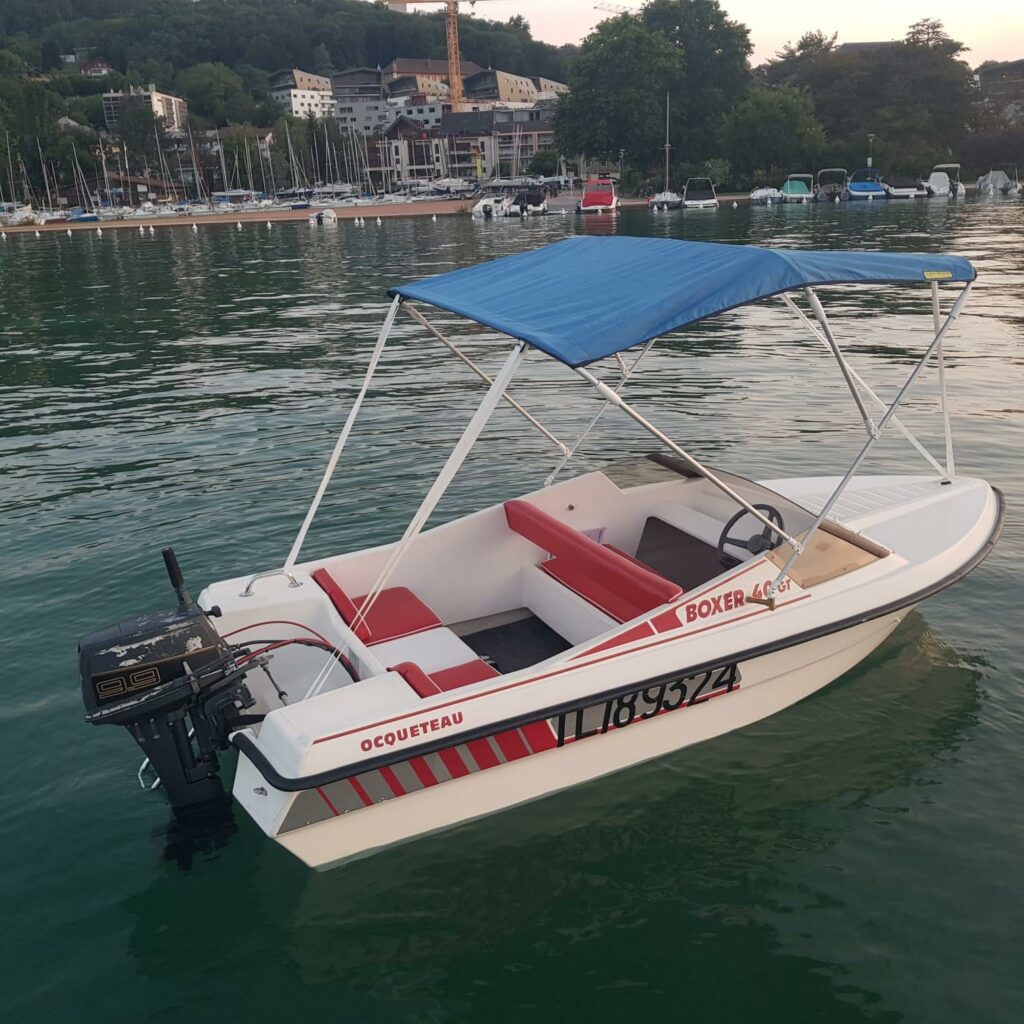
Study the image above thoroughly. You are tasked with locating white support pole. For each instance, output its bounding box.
[804,288,876,435]
[404,303,570,456]
[546,339,656,486]
[352,342,527,629]
[933,281,956,482]
[284,295,401,571]
[781,294,946,477]
[766,282,972,599]
[574,366,803,550]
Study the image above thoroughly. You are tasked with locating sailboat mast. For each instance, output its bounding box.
[663,93,671,193]
[37,138,54,209]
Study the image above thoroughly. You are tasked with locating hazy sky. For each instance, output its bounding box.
[463,1,1023,66]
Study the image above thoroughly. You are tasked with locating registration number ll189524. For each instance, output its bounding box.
[552,663,741,747]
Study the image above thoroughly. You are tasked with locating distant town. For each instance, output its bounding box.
[0,0,1021,216]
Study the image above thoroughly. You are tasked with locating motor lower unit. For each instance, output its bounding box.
[80,548,255,818]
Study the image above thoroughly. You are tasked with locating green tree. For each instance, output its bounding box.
[640,0,752,158]
[720,86,825,181]
[312,43,336,77]
[759,20,975,174]
[554,15,685,167]
[527,148,558,175]
[175,62,252,125]
[114,101,170,167]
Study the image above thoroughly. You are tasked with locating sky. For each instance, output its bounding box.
[462,0,1024,66]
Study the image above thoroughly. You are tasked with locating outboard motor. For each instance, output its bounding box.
[80,548,256,819]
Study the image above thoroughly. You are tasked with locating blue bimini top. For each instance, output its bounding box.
[389,236,975,368]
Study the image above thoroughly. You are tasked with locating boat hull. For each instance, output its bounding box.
[248,611,906,870]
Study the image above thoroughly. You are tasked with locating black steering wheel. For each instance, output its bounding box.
[717,504,786,568]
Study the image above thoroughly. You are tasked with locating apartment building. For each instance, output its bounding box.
[269,69,335,118]
[102,84,189,135]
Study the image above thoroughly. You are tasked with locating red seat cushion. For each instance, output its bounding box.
[311,569,440,645]
[392,658,499,698]
[504,499,681,621]
[391,661,442,697]
[431,658,499,691]
[353,587,440,644]
[541,557,649,623]
[311,568,372,643]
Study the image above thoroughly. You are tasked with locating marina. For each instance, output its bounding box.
[2,196,1023,1018]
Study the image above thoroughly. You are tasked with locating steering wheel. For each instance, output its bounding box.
[717,504,786,568]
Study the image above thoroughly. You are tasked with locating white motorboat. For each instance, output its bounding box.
[577,178,619,213]
[471,193,513,218]
[781,173,814,203]
[977,167,1022,196]
[923,170,951,198]
[682,177,719,208]
[885,176,928,200]
[506,187,549,216]
[749,185,783,206]
[932,163,966,197]
[1,202,36,225]
[815,168,849,201]
[847,168,888,201]
[80,236,1003,871]
[649,191,683,210]
[308,208,338,225]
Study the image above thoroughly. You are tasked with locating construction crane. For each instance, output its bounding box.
[593,3,638,15]
[383,0,500,108]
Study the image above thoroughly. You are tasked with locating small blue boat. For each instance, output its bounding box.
[847,168,887,201]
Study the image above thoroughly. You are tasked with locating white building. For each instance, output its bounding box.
[268,69,335,118]
[336,96,447,135]
[102,85,189,135]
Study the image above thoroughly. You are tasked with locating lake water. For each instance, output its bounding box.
[2,199,1022,1023]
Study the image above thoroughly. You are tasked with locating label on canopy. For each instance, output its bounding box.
[923,270,954,280]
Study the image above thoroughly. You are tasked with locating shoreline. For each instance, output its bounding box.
[0,197,475,234]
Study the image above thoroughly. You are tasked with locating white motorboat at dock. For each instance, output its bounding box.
[80,236,1003,871]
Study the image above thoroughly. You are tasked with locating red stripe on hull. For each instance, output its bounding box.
[408,756,438,788]
[493,729,530,761]
[438,747,470,779]
[378,765,406,797]
[466,738,500,770]
[316,787,340,816]
[520,721,558,752]
[349,777,374,807]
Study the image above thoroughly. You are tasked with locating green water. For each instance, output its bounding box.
[2,200,1022,1023]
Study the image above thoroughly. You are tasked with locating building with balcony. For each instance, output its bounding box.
[102,85,189,135]
[269,68,335,118]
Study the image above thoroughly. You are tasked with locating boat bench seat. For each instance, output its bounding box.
[504,499,682,623]
[311,568,440,645]
[392,658,499,697]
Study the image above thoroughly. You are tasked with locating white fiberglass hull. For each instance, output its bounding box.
[253,612,905,870]
[217,471,1001,870]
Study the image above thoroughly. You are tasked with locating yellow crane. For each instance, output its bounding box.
[384,0,497,107]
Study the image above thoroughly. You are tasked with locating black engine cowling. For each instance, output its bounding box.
[80,549,255,819]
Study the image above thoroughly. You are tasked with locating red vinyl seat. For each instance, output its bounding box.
[392,658,499,697]
[311,568,440,645]
[504,499,681,622]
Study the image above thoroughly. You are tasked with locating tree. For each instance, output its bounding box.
[312,43,336,77]
[527,148,558,175]
[114,101,169,167]
[175,62,252,125]
[757,20,976,173]
[905,19,964,56]
[640,0,752,158]
[720,86,825,181]
[554,15,685,167]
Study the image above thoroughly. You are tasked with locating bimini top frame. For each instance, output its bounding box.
[277,236,974,616]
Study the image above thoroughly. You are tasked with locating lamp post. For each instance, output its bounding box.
[618,148,624,182]
[867,133,876,169]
